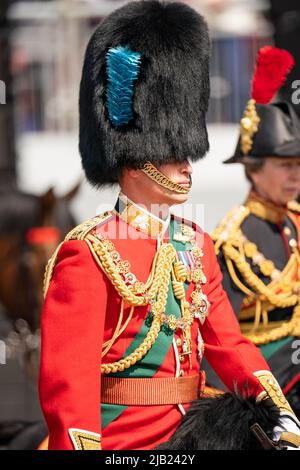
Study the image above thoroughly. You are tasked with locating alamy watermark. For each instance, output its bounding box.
[292,80,300,105]
[95,202,205,242]
[0,80,6,104]
[291,339,300,365]
[0,340,6,364]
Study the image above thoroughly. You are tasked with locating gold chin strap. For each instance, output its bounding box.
[142,161,191,194]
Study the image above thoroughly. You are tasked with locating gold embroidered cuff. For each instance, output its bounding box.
[254,370,296,419]
[68,428,101,450]
[280,432,300,448]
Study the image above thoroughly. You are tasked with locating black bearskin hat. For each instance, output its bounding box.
[79,0,210,187]
[157,393,282,450]
[224,46,300,164]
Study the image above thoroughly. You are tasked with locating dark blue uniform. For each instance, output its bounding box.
[206,191,300,417]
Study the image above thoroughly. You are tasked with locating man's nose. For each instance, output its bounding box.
[181,160,193,175]
[290,163,300,178]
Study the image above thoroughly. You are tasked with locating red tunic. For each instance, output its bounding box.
[39,212,270,450]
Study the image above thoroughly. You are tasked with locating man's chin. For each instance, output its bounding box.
[283,190,299,202]
[163,192,189,206]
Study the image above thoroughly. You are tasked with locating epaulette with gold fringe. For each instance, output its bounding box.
[211,205,250,255]
[43,211,113,296]
[65,211,113,241]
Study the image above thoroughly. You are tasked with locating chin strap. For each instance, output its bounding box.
[142,161,191,194]
[250,423,284,450]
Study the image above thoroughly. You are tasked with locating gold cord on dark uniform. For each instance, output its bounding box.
[211,195,300,345]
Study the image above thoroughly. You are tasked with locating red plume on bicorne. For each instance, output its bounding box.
[251,46,294,105]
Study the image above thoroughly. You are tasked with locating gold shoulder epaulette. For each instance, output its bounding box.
[43,211,113,296]
[288,200,300,214]
[65,211,113,241]
[211,205,250,254]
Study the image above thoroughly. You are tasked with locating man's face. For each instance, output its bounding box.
[121,160,193,207]
[251,157,300,205]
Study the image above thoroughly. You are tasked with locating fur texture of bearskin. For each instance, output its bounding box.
[157,393,281,450]
[79,0,210,186]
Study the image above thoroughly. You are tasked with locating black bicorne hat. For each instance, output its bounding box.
[79,0,210,187]
[225,101,300,164]
[224,46,300,164]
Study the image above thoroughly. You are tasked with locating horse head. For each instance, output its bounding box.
[0,183,80,330]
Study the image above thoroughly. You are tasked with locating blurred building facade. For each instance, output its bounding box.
[10,0,271,132]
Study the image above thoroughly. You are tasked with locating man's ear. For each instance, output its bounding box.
[122,168,141,180]
[249,171,260,187]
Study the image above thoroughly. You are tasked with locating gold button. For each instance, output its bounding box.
[284,227,291,236]
[179,370,184,377]
[176,338,182,347]
[289,239,297,248]
[179,355,185,363]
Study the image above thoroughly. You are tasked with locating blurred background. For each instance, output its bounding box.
[0,0,300,449]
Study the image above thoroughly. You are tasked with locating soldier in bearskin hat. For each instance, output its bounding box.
[210,46,300,419]
[39,3,300,450]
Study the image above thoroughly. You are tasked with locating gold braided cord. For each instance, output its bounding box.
[240,305,300,344]
[142,162,190,194]
[171,267,186,300]
[223,244,298,308]
[110,305,135,346]
[102,300,125,357]
[238,235,245,258]
[85,226,207,373]
[102,303,135,357]
[213,201,300,344]
[262,309,269,326]
[84,234,179,374]
[85,234,177,306]
[225,254,254,297]
[43,241,64,297]
[42,231,179,374]
[173,261,188,283]
[226,258,300,343]
[253,299,262,330]
[43,216,207,374]
[101,318,162,374]
[224,243,300,344]
[46,234,178,374]
[100,239,175,374]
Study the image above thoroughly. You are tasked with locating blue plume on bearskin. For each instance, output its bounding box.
[79,1,210,187]
[106,46,141,128]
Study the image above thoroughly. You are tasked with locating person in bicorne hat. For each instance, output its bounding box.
[39,3,300,450]
[210,46,300,419]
